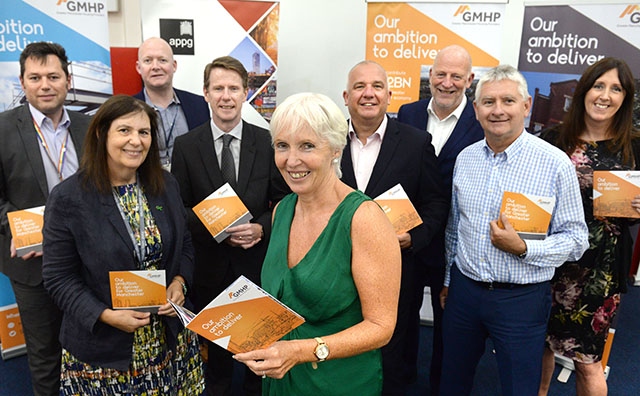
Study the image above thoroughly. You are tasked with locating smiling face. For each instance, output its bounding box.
[474,79,531,153]
[273,123,337,196]
[136,38,176,91]
[583,68,625,128]
[20,54,70,121]
[106,111,152,185]
[429,47,473,119]
[343,62,391,129]
[204,67,248,132]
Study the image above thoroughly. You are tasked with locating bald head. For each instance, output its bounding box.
[136,37,177,92]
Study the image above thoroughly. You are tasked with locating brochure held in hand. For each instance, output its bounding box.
[169,275,305,354]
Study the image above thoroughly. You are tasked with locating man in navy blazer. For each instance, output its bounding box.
[133,37,209,169]
[397,45,484,396]
[171,56,289,396]
[0,42,90,396]
[341,60,448,396]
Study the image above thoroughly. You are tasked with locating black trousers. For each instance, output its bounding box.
[11,279,62,396]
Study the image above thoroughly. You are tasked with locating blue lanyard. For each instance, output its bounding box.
[159,105,179,151]
[112,179,146,266]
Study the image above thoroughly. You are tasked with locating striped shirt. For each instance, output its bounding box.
[444,131,588,286]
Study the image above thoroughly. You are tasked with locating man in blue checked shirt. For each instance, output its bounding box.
[439,65,588,396]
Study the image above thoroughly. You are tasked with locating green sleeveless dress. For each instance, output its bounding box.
[261,191,382,396]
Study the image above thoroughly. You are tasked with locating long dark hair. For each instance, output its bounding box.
[556,57,638,165]
[80,95,165,195]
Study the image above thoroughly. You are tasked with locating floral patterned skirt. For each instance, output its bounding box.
[546,261,620,364]
[60,315,205,395]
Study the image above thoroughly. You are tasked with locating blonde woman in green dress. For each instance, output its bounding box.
[234,92,401,395]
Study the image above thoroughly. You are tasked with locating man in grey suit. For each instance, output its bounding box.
[171,56,289,396]
[397,45,484,395]
[0,42,90,396]
[341,60,448,396]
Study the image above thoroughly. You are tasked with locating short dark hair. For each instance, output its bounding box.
[203,56,248,89]
[19,42,69,78]
[80,95,165,195]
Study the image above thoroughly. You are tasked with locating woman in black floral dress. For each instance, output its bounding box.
[538,58,640,396]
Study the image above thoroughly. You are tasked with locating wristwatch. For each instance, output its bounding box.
[518,244,528,260]
[313,337,329,367]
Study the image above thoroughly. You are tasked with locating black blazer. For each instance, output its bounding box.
[133,88,210,130]
[341,117,448,254]
[42,172,193,371]
[397,98,484,267]
[0,104,90,285]
[171,121,289,297]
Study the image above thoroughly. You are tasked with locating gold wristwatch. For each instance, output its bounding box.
[312,337,329,369]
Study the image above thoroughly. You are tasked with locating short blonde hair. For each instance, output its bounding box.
[270,93,347,177]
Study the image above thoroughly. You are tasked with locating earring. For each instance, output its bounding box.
[332,158,339,164]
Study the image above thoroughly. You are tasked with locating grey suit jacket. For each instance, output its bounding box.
[0,104,90,285]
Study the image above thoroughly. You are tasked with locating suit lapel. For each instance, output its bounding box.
[237,123,256,195]
[68,112,87,158]
[100,191,133,252]
[196,124,225,189]
[17,106,49,198]
[340,138,357,189]
[439,102,477,160]
[365,118,400,197]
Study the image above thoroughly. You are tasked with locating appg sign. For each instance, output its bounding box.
[160,19,195,55]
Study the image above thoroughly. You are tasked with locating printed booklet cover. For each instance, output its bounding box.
[169,275,305,354]
[374,183,423,235]
[593,170,640,218]
[7,206,45,257]
[109,270,166,313]
[193,182,253,243]
[498,191,555,240]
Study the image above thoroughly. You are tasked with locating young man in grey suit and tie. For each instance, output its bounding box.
[171,56,289,396]
[396,45,485,396]
[0,42,90,396]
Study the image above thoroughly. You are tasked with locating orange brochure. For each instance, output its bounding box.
[374,183,423,235]
[192,183,253,243]
[593,170,640,218]
[109,270,166,312]
[7,206,45,257]
[498,191,555,240]
[0,304,26,359]
[169,275,305,354]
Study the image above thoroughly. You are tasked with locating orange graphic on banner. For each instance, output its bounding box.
[498,192,554,240]
[366,2,499,112]
[374,183,422,235]
[593,171,640,218]
[109,270,166,311]
[7,206,45,257]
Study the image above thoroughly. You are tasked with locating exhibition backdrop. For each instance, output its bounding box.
[366,2,505,113]
[519,4,640,133]
[139,0,280,125]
